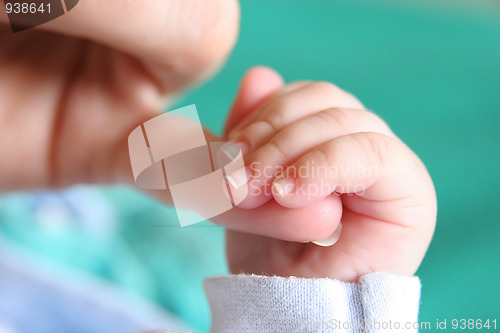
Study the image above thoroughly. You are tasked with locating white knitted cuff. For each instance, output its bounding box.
[204,273,421,333]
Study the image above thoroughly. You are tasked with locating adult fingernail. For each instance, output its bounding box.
[218,142,249,167]
[226,166,253,190]
[231,142,249,157]
[312,222,343,247]
[272,177,296,196]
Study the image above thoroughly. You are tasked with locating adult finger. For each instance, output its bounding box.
[2,0,240,92]
[128,127,342,242]
[213,193,343,243]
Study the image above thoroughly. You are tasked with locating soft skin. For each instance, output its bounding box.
[0,2,436,284]
[217,67,437,282]
[0,0,240,190]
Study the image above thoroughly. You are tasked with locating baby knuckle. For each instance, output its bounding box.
[353,133,391,167]
[256,119,279,135]
[310,81,343,95]
[316,108,354,133]
[263,141,288,164]
[238,120,277,147]
[263,100,291,128]
[314,145,335,167]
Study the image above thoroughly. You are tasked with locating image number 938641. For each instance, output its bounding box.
[2,0,79,32]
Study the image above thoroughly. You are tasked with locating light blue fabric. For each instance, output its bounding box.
[0,186,227,332]
[0,243,422,333]
[0,245,192,333]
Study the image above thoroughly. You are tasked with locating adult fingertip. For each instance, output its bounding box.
[311,222,343,247]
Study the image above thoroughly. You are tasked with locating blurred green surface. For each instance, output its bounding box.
[1,0,499,332]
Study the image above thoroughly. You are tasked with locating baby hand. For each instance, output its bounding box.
[221,67,436,282]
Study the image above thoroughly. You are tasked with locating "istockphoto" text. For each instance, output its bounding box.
[296,318,431,331]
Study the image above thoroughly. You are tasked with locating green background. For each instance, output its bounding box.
[1,0,499,332]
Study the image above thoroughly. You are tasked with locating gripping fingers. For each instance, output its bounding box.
[213,192,343,242]
[232,109,394,209]
[271,132,425,214]
[228,81,365,147]
[227,80,312,138]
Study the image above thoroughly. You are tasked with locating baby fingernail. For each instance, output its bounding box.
[273,177,296,196]
[226,166,253,189]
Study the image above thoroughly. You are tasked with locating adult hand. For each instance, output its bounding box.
[0,0,239,191]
